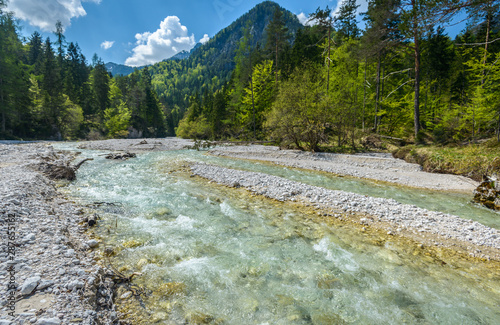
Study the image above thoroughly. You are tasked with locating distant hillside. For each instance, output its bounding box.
[148,1,302,107]
[106,45,201,76]
[105,62,139,76]
[168,50,190,61]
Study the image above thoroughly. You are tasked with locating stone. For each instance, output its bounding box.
[20,276,41,295]
[36,318,61,325]
[120,291,132,299]
[473,178,500,210]
[38,280,54,290]
[67,280,84,291]
[64,249,76,257]
[86,240,99,248]
[0,320,13,325]
[23,233,36,242]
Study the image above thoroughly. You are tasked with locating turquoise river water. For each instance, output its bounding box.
[57,144,500,324]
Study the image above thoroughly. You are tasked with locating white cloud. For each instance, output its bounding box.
[332,0,346,17]
[101,40,115,50]
[199,34,210,44]
[125,16,196,67]
[5,0,98,31]
[297,12,318,27]
[333,0,369,18]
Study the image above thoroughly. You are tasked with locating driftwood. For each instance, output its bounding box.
[39,158,93,181]
[105,256,147,296]
[105,152,137,160]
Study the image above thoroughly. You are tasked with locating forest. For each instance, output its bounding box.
[1,0,499,151]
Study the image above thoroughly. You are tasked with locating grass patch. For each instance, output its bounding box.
[393,138,500,181]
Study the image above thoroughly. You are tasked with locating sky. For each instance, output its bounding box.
[6,0,465,67]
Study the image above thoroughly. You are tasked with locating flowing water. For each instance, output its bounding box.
[57,145,500,324]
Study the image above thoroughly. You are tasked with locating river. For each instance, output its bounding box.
[58,144,500,324]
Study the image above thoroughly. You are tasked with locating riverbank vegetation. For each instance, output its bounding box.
[1,0,499,154]
[393,139,500,181]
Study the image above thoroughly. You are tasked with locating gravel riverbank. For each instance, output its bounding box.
[0,144,116,325]
[208,145,479,193]
[191,163,500,260]
[1,139,497,324]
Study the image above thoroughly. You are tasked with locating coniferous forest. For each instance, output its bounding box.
[1,0,500,151]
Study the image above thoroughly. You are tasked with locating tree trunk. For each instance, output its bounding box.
[497,111,500,142]
[413,28,421,140]
[374,52,381,132]
[250,77,256,140]
[327,27,331,94]
[362,58,367,132]
[0,78,5,133]
[1,109,5,134]
[275,35,279,85]
[353,63,359,149]
[481,11,490,86]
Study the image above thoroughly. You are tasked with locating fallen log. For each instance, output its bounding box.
[38,158,94,181]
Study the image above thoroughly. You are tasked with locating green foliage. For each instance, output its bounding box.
[176,115,211,139]
[0,0,499,149]
[104,101,131,138]
[265,64,327,151]
[240,60,275,138]
[59,95,83,139]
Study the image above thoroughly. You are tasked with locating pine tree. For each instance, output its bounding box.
[89,55,110,116]
[27,31,43,75]
[41,37,64,136]
[309,7,333,93]
[398,0,461,140]
[362,0,402,132]
[334,0,360,42]
[265,7,289,85]
[0,3,30,136]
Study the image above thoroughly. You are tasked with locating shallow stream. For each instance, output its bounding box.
[58,145,500,324]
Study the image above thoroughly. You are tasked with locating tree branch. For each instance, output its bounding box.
[383,68,412,80]
[384,79,414,101]
[456,38,500,46]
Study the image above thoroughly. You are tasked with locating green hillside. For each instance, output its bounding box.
[146,1,301,127]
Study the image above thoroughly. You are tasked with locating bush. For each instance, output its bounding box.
[176,116,211,139]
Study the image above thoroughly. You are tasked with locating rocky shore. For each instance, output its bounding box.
[208,145,479,193]
[191,163,500,260]
[1,139,498,324]
[0,144,117,325]
[76,138,193,152]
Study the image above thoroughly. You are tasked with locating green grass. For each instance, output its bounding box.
[393,139,500,181]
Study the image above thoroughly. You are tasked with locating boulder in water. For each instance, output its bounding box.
[105,152,137,160]
[473,176,500,210]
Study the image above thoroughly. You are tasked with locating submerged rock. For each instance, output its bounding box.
[473,177,500,210]
[105,152,137,160]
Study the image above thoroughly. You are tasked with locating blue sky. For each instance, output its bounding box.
[7,0,465,66]
[5,0,364,66]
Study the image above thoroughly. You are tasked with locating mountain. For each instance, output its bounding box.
[168,50,191,61]
[106,46,201,76]
[147,1,302,107]
[105,62,139,76]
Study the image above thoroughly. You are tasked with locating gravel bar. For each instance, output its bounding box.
[191,163,500,260]
[76,138,193,152]
[208,145,479,193]
[0,144,116,325]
